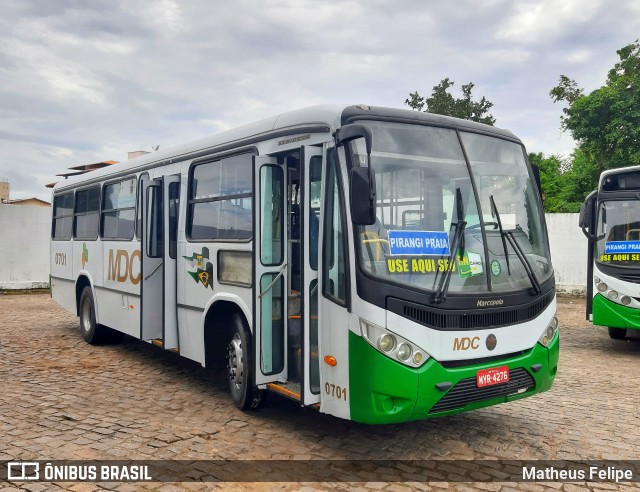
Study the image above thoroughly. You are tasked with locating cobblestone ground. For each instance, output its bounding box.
[0,293,639,492]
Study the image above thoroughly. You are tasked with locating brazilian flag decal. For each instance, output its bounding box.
[184,247,214,289]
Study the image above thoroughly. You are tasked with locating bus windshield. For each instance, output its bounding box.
[595,199,640,267]
[348,121,552,295]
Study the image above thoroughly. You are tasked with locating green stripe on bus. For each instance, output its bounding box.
[593,293,640,330]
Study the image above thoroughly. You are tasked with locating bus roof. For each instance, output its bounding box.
[600,164,640,180]
[53,104,520,193]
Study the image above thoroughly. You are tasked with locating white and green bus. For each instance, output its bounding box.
[580,165,640,339]
[50,105,558,424]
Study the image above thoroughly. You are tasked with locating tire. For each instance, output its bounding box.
[227,314,262,410]
[79,286,121,344]
[608,327,627,340]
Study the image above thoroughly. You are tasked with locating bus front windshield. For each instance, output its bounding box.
[595,199,640,268]
[348,121,552,296]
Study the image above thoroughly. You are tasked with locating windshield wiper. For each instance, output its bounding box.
[506,230,542,295]
[432,188,466,304]
[489,195,542,295]
[489,195,511,275]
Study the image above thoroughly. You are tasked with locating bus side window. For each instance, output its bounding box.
[102,178,136,240]
[168,181,180,259]
[188,154,253,241]
[74,186,100,240]
[322,152,348,304]
[52,192,74,240]
[136,172,149,239]
[309,156,322,271]
[309,208,319,269]
[147,186,163,258]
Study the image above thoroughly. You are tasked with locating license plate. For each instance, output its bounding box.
[476,366,510,388]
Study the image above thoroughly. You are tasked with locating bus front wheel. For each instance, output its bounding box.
[227,315,262,410]
[608,327,627,340]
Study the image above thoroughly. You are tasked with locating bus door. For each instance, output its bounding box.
[300,145,323,404]
[317,147,351,420]
[163,175,180,349]
[141,175,180,349]
[254,157,288,385]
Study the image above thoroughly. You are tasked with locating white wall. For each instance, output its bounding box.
[0,204,51,289]
[545,213,587,295]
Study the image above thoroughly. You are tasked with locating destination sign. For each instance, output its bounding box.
[387,230,450,256]
[604,241,640,254]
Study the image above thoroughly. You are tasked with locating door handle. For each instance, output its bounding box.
[258,263,287,298]
[144,261,163,281]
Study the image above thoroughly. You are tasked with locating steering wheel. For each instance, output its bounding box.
[466,222,498,230]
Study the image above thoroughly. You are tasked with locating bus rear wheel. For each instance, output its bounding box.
[80,286,105,344]
[608,327,627,340]
[227,315,262,410]
[79,287,123,344]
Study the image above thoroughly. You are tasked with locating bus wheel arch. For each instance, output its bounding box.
[203,301,262,409]
[75,275,93,318]
[76,276,123,345]
[204,301,237,369]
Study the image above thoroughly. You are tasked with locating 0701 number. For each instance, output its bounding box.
[324,382,347,401]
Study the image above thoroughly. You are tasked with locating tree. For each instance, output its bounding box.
[528,152,577,212]
[529,151,593,213]
[550,40,640,175]
[406,78,496,125]
[529,152,563,211]
[561,148,601,210]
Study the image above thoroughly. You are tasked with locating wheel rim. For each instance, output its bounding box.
[81,297,91,334]
[228,332,244,391]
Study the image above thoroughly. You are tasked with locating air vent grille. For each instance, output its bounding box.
[429,368,535,413]
[388,293,553,332]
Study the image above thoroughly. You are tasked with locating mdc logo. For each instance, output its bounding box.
[108,249,141,285]
[453,336,480,351]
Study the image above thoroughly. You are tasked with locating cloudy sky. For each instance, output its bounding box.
[1,0,639,201]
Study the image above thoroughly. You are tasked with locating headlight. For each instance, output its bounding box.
[377,334,396,352]
[397,343,412,361]
[538,316,558,348]
[360,319,428,367]
[595,274,635,308]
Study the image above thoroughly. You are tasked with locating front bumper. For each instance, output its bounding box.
[348,330,559,424]
[592,293,640,330]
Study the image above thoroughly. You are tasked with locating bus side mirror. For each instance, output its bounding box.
[337,124,377,226]
[579,191,596,240]
[350,167,376,225]
[336,124,372,155]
